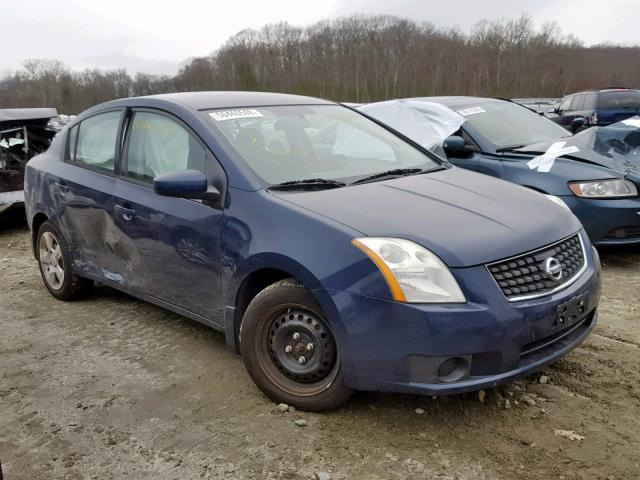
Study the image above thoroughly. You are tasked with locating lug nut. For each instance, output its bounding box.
[292,332,301,340]
[298,356,306,364]
[285,345,292,353]
[306,343,314,351]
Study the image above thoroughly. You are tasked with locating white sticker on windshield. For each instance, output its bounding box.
[209,108,263,121]
[457,106,485,116]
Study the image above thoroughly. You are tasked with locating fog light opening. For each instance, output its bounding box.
[436,357,470,383]
[613,228,627,239]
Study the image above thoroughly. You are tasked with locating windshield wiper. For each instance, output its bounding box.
[495,144,530,153]
[350,168,426,185]
[269,178,346,191]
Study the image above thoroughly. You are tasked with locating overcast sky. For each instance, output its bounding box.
[2,0,639,76]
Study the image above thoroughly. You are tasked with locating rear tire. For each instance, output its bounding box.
[239,279,353,411]
[36,221,93,301]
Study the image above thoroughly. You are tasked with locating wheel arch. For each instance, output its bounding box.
[224,254,337,354]
[31,212,49,258]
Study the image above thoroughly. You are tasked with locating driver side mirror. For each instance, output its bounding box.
[154,170,221,207]
[443,135,468,155]
[546,107,558,114]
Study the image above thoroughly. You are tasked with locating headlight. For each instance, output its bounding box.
[352,237,466,303]
[569,179,638,198]
[544,194,571,211]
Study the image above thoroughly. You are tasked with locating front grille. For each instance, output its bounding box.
[487,233,586,301]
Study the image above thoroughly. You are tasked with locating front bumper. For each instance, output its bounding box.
[561,195,640,245]
[328,242,601,396]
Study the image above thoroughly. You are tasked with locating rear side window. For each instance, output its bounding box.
[583,93,597,110]
[598,91,640,109]
[69,111,121,173]
[125,111,207,183]
[572,94,585,111]
[67,124,78,160]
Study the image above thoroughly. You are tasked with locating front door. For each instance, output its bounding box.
[109,110,225,322]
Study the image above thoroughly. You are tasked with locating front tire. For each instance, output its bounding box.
[36,221,93,301]
[239,279,353,411]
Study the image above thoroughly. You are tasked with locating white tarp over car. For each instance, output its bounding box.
[359,99,465,157]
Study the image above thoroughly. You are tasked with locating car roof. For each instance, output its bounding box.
[80,91,337,118]
[142,91,335,110]
[411,96,506,108]
[567,88,640,95]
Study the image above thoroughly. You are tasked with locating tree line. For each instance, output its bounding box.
[2,14,640,114]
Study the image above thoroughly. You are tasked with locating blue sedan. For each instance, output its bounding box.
[361,97,640,245]
[25,92,601,410]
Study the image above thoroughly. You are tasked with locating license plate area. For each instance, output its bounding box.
[554,293,588,330]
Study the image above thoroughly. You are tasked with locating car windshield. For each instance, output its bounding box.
[456,101,570,149]
[598,91,640,109]
[203,104,440,185]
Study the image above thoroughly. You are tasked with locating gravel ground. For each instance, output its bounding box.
[1,218,639,480]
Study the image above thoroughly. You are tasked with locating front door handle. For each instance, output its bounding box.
[54,182,69,192]
[114,204,137,222]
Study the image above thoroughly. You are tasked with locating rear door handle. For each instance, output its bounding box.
[54,182,69,192]
[114,204,137,222]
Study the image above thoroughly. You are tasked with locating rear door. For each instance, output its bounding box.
[108,109,225,321]
[59,110,131,281]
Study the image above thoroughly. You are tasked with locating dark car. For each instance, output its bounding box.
[25,92,601,410]
[362,97,640,246]
[549,88,640,133]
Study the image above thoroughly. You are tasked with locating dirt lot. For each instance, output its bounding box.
[1,218,639,480]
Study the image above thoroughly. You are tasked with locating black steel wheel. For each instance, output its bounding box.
[267,308,337,385]
[239,279,352,411]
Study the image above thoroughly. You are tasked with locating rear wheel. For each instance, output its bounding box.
[36,221,93,300]
[239,279,353,411]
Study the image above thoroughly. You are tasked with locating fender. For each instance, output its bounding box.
[222,252,349,356]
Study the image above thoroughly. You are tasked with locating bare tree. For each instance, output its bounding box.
[1,15,638,113]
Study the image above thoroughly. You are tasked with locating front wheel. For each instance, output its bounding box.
[36,221,93,301]
[239,279,353,411]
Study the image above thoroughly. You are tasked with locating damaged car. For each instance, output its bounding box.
[25,92,600,410]
[361,98,640,245]
[1,108,58,214]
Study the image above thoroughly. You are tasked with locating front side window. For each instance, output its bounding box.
[572,94,585,111]
[71,111,121,172]
[125,111,207,182]
[456,101,570,149]
[204,105,439,185]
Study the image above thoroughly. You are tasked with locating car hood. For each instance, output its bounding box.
[514,118,640,180]
[271,167,582,267]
